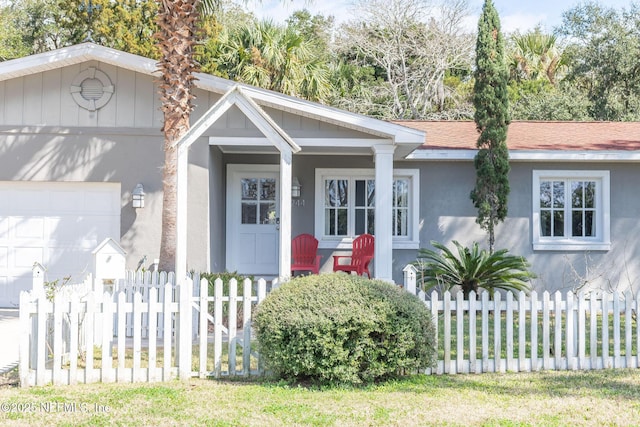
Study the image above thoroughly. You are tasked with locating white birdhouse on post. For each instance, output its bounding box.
[92,238,126,295]
[32,262,46,296]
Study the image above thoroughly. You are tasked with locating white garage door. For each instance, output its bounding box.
[0,182,121,307]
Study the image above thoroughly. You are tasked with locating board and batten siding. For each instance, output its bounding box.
[0,61,164,129]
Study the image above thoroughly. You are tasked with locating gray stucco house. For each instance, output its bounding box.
[0,43,638,306]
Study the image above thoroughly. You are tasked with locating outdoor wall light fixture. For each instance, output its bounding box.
[132,183,145,208]
[292,176,302,198]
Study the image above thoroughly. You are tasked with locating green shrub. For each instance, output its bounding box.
[201,271,254,294]
[253,273,437,385]
[413,240,535,298]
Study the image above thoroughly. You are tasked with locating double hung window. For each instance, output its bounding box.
[532,170,610,250]
[315,169,419,249]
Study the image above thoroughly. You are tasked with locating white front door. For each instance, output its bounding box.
[226,165,279,276]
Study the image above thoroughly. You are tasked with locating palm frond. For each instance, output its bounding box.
[413,240,535,298]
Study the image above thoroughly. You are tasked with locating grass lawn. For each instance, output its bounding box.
[1,367,640,426]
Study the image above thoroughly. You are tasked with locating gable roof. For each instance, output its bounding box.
[0,43,425,151]
[396,120,640,162]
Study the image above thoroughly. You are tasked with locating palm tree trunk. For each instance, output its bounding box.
[155,0,200,272]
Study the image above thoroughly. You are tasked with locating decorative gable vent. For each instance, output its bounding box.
[70,67,115,111]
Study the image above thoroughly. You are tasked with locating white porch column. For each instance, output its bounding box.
[279,149,293,279]
[175,144,189,282]
[373,144,395,282]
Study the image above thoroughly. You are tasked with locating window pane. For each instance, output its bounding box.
[394,179,409,207]
[337,209,348,235]
[540,181,551,208]
[540,210,551,236]
[585,211,595,237]
[367,209,375,234]
[260,179,276,201]
[325,179,348,207]
[325,209,335,235]
[395,208,408,236]
[572,211,583,237]
[585,181,596,208]
[571,181,583,208]
[241,203,257,224]
[355,208,365,235]
[553,211,564,236]
[260,202,276,224]
[355,180,366,206]
[367,180,375,207]
[241,179,257,200]
[553,181,564,208]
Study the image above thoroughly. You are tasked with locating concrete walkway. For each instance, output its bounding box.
[0,309,19,374]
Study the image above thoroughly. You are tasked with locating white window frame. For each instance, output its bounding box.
[314,168,420,249]
[532,170,610,251]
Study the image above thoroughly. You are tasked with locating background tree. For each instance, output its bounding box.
[470,0,510,253]
[57,0,158,58]
[507,29,566,86]
[201,19,331,102]
[0,0,68,58]
[558,1,640,121]
[334,0,474,119]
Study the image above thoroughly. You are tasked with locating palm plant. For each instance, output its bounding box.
[413,240,535,298]
[209,20,331,102]
[508,30,567,86]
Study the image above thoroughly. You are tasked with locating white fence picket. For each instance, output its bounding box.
[102,292,114,383]
[198,278,208,379]
[242,278,252,376]
[148,287,158,383]
[213,278,223,378]
[228,279,238,376]
[468,291,477,374]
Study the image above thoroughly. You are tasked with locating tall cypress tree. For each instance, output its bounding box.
[470,0,510,253]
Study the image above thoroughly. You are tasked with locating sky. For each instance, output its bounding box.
[246,0,633,33]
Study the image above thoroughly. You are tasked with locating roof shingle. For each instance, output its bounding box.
[393,120,640,151]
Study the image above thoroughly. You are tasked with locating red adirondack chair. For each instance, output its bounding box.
[332,234,375,278]
[291,233,322,275]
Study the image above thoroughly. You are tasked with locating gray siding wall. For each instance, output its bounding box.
[409,160,640,294]
[219,154,640,292]
[0,129,211,272]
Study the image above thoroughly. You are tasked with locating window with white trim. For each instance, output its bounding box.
[532,170,610,251]
[315,169,419,249]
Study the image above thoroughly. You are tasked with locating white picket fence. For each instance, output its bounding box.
[19,274,270,387]
[415,289,640,375]
[19,268,640,387]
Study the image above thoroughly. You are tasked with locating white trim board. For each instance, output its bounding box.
[406,149,640,162]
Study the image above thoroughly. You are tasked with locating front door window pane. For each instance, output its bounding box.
[261,178,276,201]
[242,203,257,224]
[260,202,276,224]
[241,178,258,200]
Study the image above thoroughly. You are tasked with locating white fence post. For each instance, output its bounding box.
[30,263,46,371]
[403,264,417,295]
